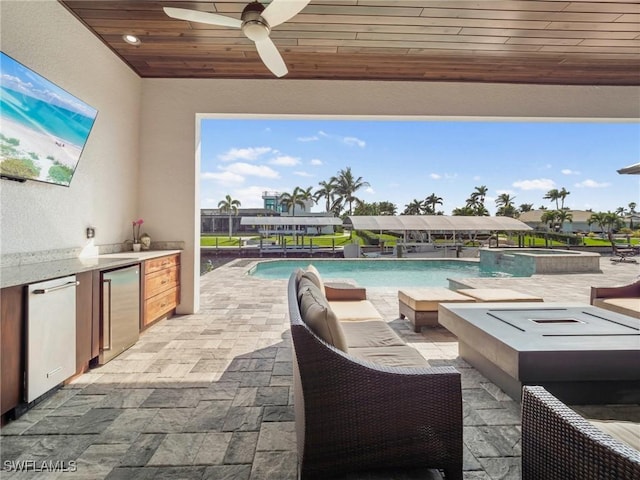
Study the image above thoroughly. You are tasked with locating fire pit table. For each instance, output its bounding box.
[438,302,640,404]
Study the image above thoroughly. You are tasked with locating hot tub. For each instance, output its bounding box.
[479,248,601,275]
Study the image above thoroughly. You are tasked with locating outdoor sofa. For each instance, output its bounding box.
[287,266,463,479]
[522,386,640,480]
[590,279,640,319]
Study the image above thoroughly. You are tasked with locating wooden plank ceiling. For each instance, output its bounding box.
[59,0,640,85]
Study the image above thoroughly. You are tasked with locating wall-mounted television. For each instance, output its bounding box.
[0,51,98,187]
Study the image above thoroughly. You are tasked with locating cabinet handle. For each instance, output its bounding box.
[103,279,112,350]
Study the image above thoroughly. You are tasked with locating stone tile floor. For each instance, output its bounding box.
[1,256,638,479]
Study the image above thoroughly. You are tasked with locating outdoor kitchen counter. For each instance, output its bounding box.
[0,250,181,289]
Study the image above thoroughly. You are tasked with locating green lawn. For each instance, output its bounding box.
[200,233,361,247]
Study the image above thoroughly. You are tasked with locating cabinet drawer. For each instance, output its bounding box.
[145,254,180,275]
[145,266,179,298]
[144,288,179,325]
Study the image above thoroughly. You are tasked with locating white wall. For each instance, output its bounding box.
[0,1,142,255]
[140,79,639,314]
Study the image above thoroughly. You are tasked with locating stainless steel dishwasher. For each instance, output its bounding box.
[99,264,140,364]
[27,275,78,403]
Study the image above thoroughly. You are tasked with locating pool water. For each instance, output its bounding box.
[249,259,523,287]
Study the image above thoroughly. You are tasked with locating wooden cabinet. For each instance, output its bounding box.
[1,286,24,416]
[75,271,94,374]
[142,253,180,327]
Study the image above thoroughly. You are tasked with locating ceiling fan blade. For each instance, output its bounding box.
[163,7,242,28]
[254,38,288,78]
[261,0,310,28]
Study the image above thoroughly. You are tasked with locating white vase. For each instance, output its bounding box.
[132,243,141,252]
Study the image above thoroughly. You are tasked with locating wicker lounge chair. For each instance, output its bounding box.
[288,271,463,479]
[522,386,640,480]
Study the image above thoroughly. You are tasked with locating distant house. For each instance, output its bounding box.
[201,191,336,235]
[519,210,596,233]
[201,208,278,234]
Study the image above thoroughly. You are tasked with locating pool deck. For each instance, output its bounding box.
[1,257,638,479]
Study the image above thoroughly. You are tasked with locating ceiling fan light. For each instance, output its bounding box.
[243,21,270,42]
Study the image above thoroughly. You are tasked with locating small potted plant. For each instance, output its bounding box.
[132,218,143,251]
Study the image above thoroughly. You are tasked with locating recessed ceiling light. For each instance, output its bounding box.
[123,34,141,45]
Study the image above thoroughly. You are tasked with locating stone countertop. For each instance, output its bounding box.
[0,250,181,289]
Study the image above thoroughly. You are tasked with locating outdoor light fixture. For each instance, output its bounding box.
[122,34,141,45]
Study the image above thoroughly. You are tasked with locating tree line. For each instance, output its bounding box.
[217,167,637,236]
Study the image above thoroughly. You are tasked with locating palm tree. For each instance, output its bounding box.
[332,167,370,216]
[471,185,488,205]
[466,196,490,216]
[495,193,517,217]
[403,199,424,215]
[588,211,624,245]
[452,205,475,216]
[541,210,559,231]
[279,186,311,216]
[218,194,241,238]
[555,209,573,232]
[558,187,570,209]
[519,203,534,213]
[314,180,336,213]
[424,193,443,215]
[543,189,560,210]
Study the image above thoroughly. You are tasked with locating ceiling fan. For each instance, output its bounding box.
[163,0,311,78]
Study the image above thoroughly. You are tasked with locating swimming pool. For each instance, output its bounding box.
[249,259,524,287]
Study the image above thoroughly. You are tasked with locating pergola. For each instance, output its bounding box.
[345,215,532,232]
[345,215,533,248]
[240,216,342,228]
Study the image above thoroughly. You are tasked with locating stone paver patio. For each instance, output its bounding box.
[1,256,638,479]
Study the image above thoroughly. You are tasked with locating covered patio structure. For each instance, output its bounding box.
[345,215,533,256]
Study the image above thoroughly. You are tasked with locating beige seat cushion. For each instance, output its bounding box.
[328,300,383,322]
[349,346,428,368]
[305,264,325,295]
[588,419,640,450]
[341,321,406,348]
[594,298,640,319]
[398,288,475,311]
[457,288,544,302]
[299,283,348,352]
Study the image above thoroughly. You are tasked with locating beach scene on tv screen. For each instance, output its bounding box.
[0,52,98,186]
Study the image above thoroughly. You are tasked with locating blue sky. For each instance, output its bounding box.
[200,118,639,215]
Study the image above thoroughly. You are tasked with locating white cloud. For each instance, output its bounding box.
[562,169,581,175]
[269,155,300,166]
[575,179,611,188]
[343,136,366,148]
[233,186,274,208]
[312,130,366,148]
[430,173,442,180]
[218,147,272,162]
[294,171,314,177]
[473,175,482,181]
[512,178,556,190]
[365,186,375,194]
[201,171,244,184]
[310,159,323,166]
[224,162,280,179]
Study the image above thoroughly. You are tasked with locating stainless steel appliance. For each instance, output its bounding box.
[99,265,140,364]
[27,275,78,403]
